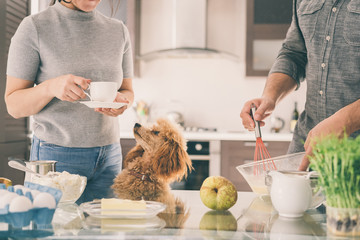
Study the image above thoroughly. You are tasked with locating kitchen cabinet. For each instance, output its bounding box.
[125,0,141,77]
[0,142,28,185]
[220,140,290,191]
[0,0,31,184]
[246,0,292,76]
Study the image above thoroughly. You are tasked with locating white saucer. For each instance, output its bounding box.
[79,101,127,109]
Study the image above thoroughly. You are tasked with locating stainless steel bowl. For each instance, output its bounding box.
[25,160,57,175]
[24,160,57,183]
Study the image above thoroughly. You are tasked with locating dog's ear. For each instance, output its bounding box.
[153,140,193,182]
[123,144,144,169]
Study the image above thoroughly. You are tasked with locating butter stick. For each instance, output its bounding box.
[101,218,148,232]
[101,198,146,215]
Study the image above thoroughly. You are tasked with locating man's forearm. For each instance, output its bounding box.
[335,99,360,135]
[262,72,298,104]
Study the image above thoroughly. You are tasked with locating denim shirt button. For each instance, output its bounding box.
[321,63,326,68]
[319,90,324,96]
[326,36,331,41]
[332,7,337,12]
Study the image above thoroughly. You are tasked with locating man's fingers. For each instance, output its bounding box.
[254,105,266,118]
[240,109,255,129]
[298,154,310,171]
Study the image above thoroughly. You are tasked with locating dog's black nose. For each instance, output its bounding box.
[134,123,141,128]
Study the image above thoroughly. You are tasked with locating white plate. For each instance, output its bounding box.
[79,101,127,109]
[79,199,167,219]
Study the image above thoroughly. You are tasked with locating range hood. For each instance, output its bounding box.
[138,0,240,61]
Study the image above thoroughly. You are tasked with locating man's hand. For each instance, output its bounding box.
[240,98,275,131]
[299,113,348,170]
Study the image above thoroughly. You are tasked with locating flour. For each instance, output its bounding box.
[31,171,86,203]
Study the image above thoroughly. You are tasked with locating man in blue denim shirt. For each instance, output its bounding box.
[240,0,360,170]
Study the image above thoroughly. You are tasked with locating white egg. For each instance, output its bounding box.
[21,187,31,193]
[0,191,10,209]
[0,192,18,208]
[0,192,19,209]
[9,196,33,213]
[33,192,56,209]
[13,185,24,191]
[0,189,8,196]
[30,189,40,198]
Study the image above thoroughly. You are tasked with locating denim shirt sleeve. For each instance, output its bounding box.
[269,0,307,87]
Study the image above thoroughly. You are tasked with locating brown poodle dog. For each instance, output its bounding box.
[157,193,190,229]
[112,118,193,202]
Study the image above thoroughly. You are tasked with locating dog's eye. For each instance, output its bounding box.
[152,130,160,135]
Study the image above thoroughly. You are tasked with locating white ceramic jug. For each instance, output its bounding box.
[268,171,323,218]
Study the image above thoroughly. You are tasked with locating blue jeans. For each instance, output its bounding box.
[30,135,122,204]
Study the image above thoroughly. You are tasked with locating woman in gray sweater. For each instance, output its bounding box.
[5,0,134,203]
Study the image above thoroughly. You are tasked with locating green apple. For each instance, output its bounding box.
[199,210,237,231]
[200,176,237,210]
[199,210,237,239]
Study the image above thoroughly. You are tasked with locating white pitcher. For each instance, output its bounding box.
[267,171,323,218]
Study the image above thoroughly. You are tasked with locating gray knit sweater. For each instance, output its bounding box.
[7,2,133,147]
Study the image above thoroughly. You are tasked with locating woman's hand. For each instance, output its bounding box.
[47,74,90,102]
[240,97,276,131]
[5,74,90,118]
[94,92,130,117]
[95,78,133,117]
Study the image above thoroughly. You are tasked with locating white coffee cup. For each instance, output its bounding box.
[85,82,117,102]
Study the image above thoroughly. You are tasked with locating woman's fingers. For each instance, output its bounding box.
[73,77,90,90]
[65,90,82,102]
[94,105,127,117]
[50,75,91,101]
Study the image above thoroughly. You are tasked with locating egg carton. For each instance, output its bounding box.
[0,182,62,228]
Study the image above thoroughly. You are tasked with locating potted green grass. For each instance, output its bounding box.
[309,134,360,237]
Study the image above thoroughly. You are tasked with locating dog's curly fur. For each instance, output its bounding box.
[112,118,193,201]
[112,118,192,228]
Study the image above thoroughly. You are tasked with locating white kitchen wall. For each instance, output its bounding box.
[119,58,307,133]
[119,0,307,133]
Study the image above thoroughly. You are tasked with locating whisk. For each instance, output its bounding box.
[250,103,277,175]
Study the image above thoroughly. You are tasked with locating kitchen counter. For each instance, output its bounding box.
[0,190,328,239]
[121,131,294,142]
